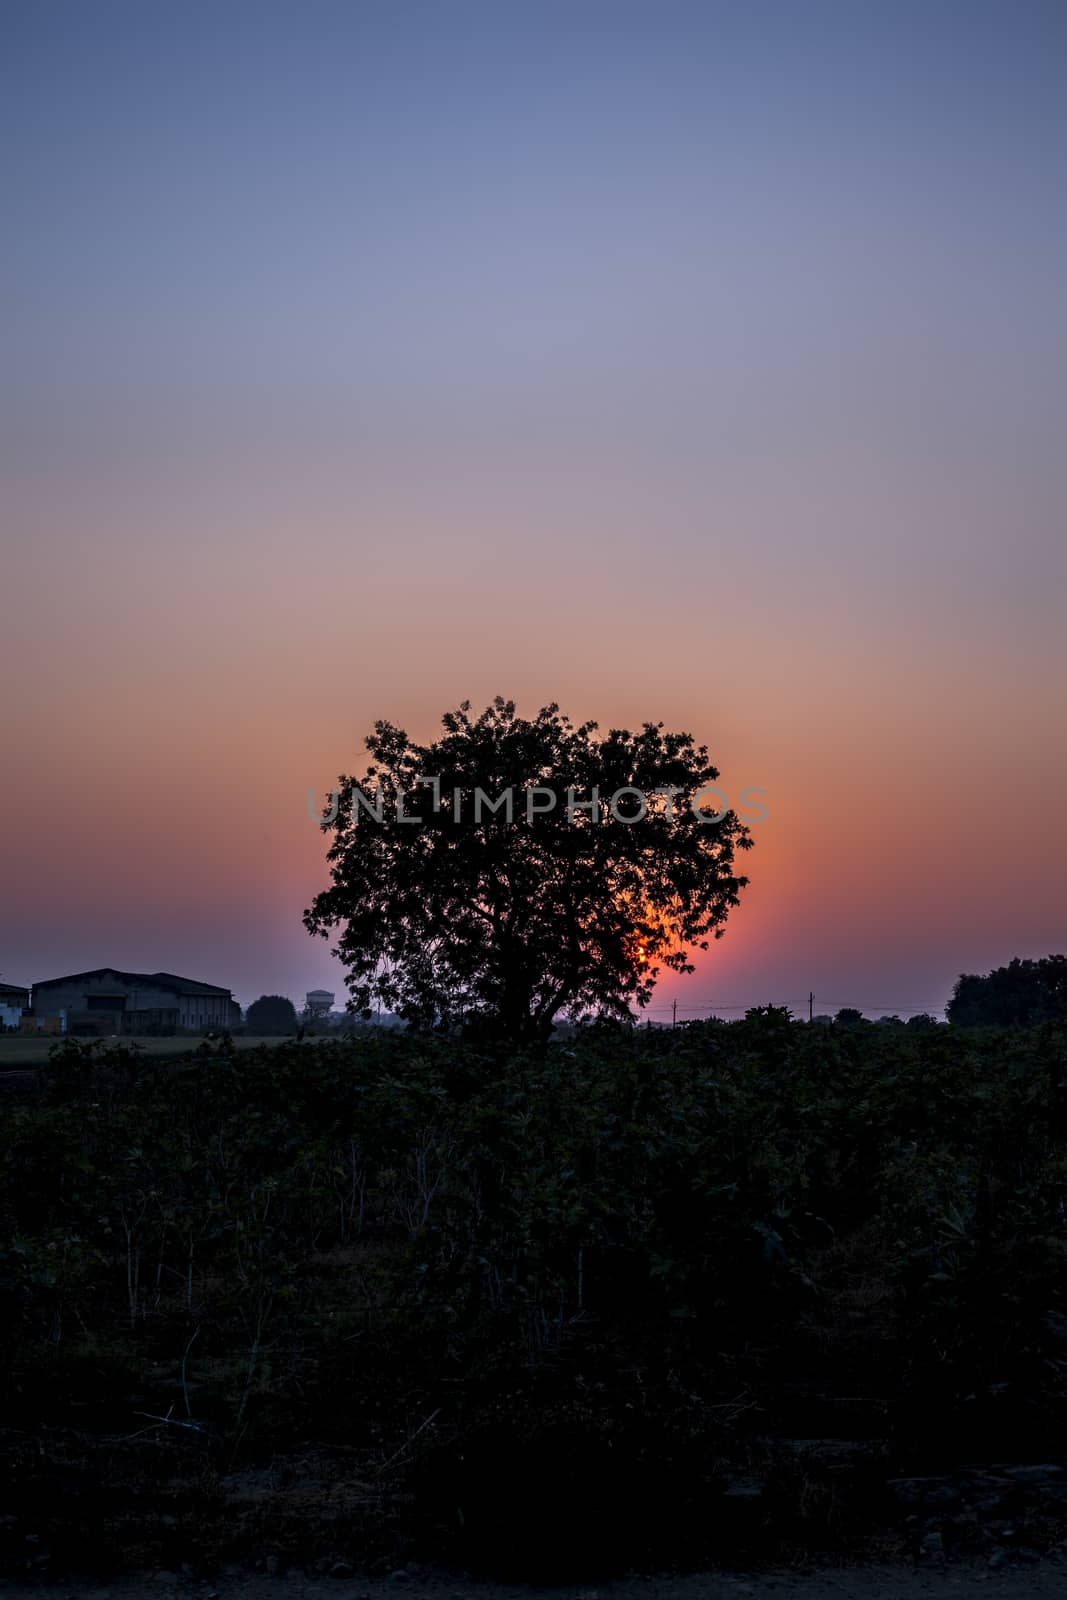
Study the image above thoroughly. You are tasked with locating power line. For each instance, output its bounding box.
[641,999,946,1017]
[817,1002,946,1014]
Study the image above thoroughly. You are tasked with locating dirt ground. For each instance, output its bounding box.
[4,1564,1066,1600]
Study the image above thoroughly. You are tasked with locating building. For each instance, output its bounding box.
[0,978,29,1032]
[304,988,335,1020]
[30,968,241,1035]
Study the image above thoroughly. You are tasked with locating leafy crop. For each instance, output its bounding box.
[3,1018,1067,1570]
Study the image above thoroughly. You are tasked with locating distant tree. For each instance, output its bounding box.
[745,1006,792,1023]
[835,1007,865,1027]
[245,995,298,1035]
[305,698,752,1041]
[947,956,1067,1028]
[905,1012,939,1031]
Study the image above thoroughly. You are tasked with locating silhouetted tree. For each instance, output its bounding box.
[305,698,752,1040]
[948,956,1067,1027]
[905,1011,939,1031]
[835,1007,865,1027]
[245,994,298,1035]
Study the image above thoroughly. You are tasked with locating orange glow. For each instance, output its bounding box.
[5,3,1067,1020]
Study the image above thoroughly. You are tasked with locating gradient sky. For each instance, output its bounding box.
[3,0,1065,1017]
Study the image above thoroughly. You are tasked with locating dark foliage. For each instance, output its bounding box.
[948,955,1067,1028]
[244,995,298,1035]
[3,1019,1067,1574]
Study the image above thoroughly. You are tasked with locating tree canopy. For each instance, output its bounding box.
[947,955,1067,1028]
[305,698,753,1039]
[245,994,298,1035]
[835,1007,865,1027]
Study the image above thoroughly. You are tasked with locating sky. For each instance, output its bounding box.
[2,0,1065,1017]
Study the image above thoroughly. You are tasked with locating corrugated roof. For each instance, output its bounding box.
[32,967,232,997]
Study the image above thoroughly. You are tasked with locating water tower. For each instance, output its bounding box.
[304,988,334,1021]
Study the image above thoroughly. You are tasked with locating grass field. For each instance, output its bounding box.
[0,1033,305,1068]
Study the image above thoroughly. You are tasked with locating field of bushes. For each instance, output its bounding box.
[0,1035,316,1069]
[3,1016,1067,1576]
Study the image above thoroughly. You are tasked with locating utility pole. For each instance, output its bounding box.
[672,999,677,1029]
[809,991,815,1023]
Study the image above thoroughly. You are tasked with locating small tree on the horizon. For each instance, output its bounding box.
[305,698,752,1040]
[245,994,298,1035]
[835,1007,865,1027]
